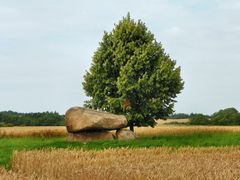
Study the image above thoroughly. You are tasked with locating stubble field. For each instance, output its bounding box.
[1,124,240,179]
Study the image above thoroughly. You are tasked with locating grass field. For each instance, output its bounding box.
[1,125,240,179]
[1,132,240,169]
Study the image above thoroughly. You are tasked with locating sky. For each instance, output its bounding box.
[0,0,240,115]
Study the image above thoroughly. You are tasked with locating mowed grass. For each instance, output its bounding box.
[1,131,240,168]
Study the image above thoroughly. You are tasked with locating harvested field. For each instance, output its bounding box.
[0,167,12,179]
[0,126,67,137]
[136,125,240,136]
[1,125,240,137]
[1,147,240,180]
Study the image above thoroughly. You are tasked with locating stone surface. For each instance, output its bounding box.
[116,129,136,140]
[65,107,127,133]
[67,131,115,142]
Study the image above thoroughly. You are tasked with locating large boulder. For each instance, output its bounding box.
[116,129,136,140]
[65,107,127,132]
[67,131,115,142]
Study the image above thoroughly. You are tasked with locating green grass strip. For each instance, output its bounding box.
[1,132,240,169]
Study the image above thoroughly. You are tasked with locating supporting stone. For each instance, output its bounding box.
[116,129,136,140]
[67,131,115,142]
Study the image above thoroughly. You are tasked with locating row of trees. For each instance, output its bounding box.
[168,113,200,119]
[189,108,240,125]
[0,111,64,127]
[1,108,239,127]
[170,108,240,125]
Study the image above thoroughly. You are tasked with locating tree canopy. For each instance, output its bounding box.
[188,108,240,125]
[211,108,240,125]
[83,14,184,130]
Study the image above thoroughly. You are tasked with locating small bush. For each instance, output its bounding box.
[189,114,210,125]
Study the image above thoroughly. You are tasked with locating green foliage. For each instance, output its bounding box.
[169,113,190,119]
[1,133,240,168]
[83,13,184,128]
[0,111,64,126]
[211,108,240,125]
[189,114,210,125]
[187,108,240,125]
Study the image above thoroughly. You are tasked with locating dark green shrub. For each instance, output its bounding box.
[211,108,240,125]
[169,113,190,119]
[189,114,210,125]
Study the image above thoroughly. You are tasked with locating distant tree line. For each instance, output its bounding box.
[169,107,240,125]
[169,113,211,119]
[1,107,239,127]
[0,111,64,127]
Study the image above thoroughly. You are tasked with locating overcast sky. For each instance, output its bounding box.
[1,0,240,115]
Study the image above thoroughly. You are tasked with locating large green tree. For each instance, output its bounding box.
[83,14,184,131]
[211,108,240,125]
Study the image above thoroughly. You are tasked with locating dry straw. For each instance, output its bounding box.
[0,126,67,138]
[1,125,240,138]
[1,147,240,179]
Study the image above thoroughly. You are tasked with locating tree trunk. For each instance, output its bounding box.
[130,125,134,132]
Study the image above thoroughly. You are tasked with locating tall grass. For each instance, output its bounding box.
[1,125,240,138]
[1,132,240,169]
[0,126,67,137]
[2,147,240,179]
[136,125,240,136]
[1,125,240,179]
